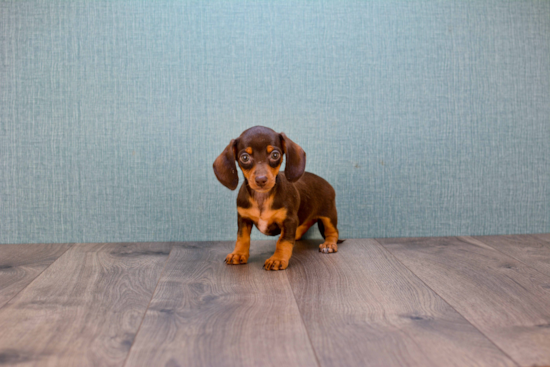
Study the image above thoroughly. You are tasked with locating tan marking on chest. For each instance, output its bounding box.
[237,196,287,235]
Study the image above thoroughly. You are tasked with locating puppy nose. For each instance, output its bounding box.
[255,175,268,186]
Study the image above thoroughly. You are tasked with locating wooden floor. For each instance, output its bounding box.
[0,234,549,367]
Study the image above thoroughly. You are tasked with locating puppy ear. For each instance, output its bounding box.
[280,132,306,182]
[213,139,239,190]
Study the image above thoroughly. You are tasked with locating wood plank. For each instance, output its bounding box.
[0,242,171,367]
[286,239,515,367]
[124,241,318,367]
[533,233,550,243]
[377,235,550,367]
[473,234,550,277]
[0,243,72,308]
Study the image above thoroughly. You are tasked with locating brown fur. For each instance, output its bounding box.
[214,126,341,270]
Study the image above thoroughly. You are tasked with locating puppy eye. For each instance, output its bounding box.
[240,153,251,163]
[270,151,280,160]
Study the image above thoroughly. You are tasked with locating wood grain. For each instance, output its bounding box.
[533,233,550,244]
[377,235,550,367]
[124,241,318,367]
[287,239,515,367]
[0,243,72,309]
[0,242,171,367]
[473,234,550,277]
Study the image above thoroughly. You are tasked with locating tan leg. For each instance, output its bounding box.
[265,218,297,270]
[226,217,252,265]
[318,216,339,253]
[295,219,316,240]
[264,239,294,271]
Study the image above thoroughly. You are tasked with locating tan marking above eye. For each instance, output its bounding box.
[245,147,253,154]
[267,145,274,153]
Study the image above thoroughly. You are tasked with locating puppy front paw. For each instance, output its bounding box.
[264,255,289,271]
[319,242,338,253]
[225,252,249,265]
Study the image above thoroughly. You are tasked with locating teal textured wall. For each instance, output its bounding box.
[1,1,549,244]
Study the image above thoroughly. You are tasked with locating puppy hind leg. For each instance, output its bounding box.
[318,215,339,254]
[317,219,325,239]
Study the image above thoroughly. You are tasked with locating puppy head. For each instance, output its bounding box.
[213,126,306,192]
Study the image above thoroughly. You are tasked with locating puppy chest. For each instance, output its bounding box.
[256,219,282,236]
[237,206,287,235]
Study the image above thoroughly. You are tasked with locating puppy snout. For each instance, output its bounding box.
[255,175,268,186]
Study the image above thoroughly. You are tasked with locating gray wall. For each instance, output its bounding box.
[1,1,549,244]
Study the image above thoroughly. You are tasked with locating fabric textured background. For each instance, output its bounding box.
[1,1,549,244]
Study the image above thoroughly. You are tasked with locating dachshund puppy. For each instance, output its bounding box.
[213,126,341,270]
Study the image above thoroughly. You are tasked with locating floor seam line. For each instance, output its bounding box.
[286,266,323,367]
[121,242,175,367]
[0,243,75,311]
[371,238,521,367]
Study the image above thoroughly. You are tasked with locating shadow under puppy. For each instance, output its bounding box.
[213,126,341,270]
